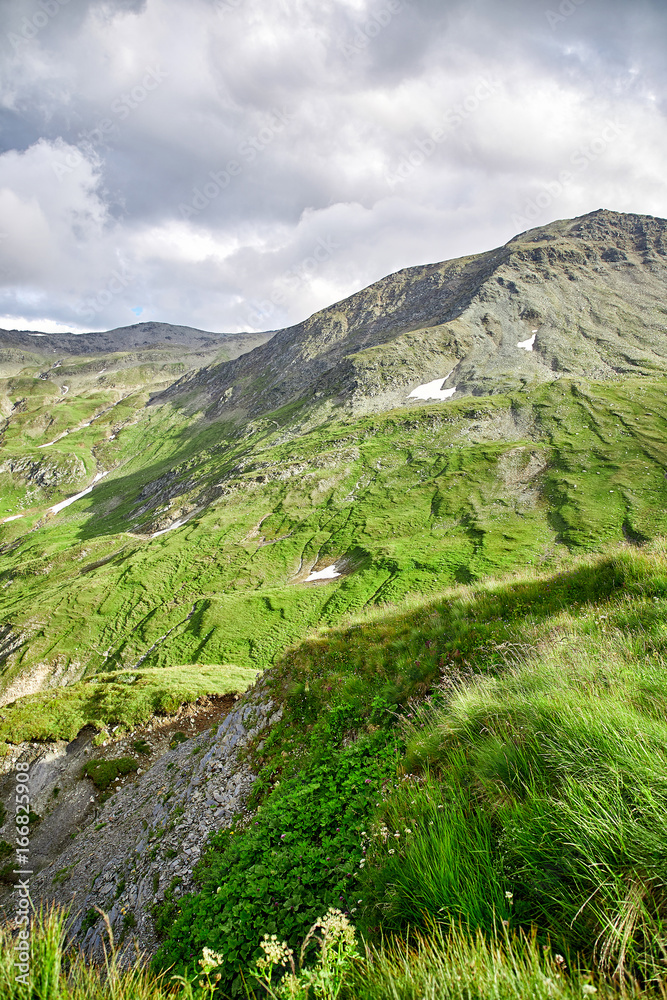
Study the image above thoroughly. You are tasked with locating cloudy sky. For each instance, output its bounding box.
[0,0,666,334]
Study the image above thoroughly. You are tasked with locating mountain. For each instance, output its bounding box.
[0,320,271,360]
[0,207,666,720]
[155,209,667,420]
[2,209,667,984]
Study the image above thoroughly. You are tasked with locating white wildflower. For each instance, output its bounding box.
[199,947,225,970]
[256,935,294,970]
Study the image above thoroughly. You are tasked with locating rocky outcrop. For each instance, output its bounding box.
[0,455,86,491]
[22,686,281,961]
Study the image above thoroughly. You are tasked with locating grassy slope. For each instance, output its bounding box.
[0,906,629,1000]
[2,546,666,997]
[151,542,667,994]
[1,374,667,746]
[0,665,258,743]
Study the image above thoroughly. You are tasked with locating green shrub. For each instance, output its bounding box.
[154,731,401,996]
[83,757,138,790]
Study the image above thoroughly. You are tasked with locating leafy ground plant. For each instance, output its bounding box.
[154,731,401,996]
[83,757,138,790]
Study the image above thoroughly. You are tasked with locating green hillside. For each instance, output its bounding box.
[1,371,667,745]
[1,211,667,999]
[4,542,667,998]
[157,542,667,993]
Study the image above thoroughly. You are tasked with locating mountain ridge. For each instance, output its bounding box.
[153,208,667,421]
[0,321,272,368]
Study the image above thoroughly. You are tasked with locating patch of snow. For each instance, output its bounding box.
[49,472,106,514]
[305,563,341,582]
[150,517,190,538]
[2,514,24,523]
[408,371,457,401]
[517,333,536,351]
[28,333,46,336]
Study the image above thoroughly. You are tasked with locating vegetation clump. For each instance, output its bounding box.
[83,757,138,790]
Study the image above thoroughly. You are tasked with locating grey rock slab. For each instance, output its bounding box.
[21,688,277,965]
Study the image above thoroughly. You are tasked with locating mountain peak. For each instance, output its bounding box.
[154,210,667,421]
[509,208,667,248]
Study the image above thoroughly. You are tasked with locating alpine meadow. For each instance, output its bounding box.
[2,209,667,999]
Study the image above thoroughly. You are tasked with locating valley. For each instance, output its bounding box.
[1,209,667,998]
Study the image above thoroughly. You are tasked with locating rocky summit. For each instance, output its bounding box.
[1,210,667,989]
[155,209,667,419]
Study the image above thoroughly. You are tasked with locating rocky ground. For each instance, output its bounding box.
[0,683,282,961]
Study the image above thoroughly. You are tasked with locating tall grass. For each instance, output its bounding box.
[359,771,510,937]
[0,907,186,1000]
[356,923,617,1000]
[2,906,663,1000]
[359,560,667,984]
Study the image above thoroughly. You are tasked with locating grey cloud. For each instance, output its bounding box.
[0,0,666,333]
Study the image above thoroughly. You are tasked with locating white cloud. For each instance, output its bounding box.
[0,314,87,334]
[0,0,666,333]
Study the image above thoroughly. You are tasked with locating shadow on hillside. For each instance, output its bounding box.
[68,409,250,541]
[285,548,663,675]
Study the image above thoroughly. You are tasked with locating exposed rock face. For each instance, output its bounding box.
[0,455,86,490]
[20,687,281,962]
[154,210,667,419]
